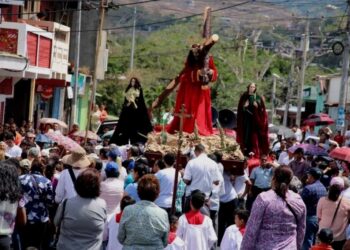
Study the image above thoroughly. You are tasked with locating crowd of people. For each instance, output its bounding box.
[0,118,350,250]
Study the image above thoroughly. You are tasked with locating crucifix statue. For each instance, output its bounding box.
[173,104,192,141]
[150,6,219,136]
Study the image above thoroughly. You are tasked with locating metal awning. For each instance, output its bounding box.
[0,53,28,72]
[0,0,24,6]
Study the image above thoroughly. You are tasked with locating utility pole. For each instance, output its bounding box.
[270,73,279,124]
[70,0,82,127]
[85,0,106,142]
[283,50,295,127]
[296,19,309,127]
[337,0,350,135]
[130,7,137,70]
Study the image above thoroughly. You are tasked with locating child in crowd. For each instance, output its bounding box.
[220,209,249,250]
[311,228,334,250]
[177,190,217,250]
[165,215,185,250]
[104,196,135,250]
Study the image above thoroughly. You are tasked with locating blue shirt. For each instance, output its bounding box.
[175,179,186,213]
[301,180,327,216]
[125,182,140,202]
[250,166,273,189]
[124,174,134,189]
[19,172,54,223]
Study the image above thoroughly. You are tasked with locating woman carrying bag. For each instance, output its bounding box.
[241,166,306,250]
[54,168,107,250]
[317,177,350,250]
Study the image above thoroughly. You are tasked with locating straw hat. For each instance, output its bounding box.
[62,146,91,169]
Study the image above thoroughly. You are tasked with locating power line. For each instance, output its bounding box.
[115,0,160,7]
[260,0,345,5]
[9,0,346,33]
[21,0,252,33]
[1,0,160,16]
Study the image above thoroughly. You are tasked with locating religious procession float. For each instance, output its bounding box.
[109,7,270,176]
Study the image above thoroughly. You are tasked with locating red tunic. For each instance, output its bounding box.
[167,56,218,136]
[185,210,204,225]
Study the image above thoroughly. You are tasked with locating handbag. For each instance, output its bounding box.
[330,196,343,227]
[49,199,68,250]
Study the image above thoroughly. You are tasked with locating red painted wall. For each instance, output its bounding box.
[38,36,51,68]
[27,32,38,65]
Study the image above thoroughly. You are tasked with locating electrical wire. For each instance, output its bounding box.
[1,0,160,16]
[48,1,258,33]
[3,0,345,33]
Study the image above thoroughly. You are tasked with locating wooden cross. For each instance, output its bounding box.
[173,104,192,141]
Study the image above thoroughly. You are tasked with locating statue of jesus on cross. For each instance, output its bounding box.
[151,7,219,136]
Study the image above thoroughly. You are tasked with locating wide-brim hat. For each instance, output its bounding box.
[62,146,91,169]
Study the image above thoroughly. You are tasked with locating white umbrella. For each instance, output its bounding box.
[39,118,68,129]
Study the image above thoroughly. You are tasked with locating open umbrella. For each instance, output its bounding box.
[329,147,350,162]
[288,143,328,156]
[39,118,68,129]
[269,125,294,138]
[73,131,101,141]
[303,113,334,126]
[304,136,339,147]
[46,131,82,152]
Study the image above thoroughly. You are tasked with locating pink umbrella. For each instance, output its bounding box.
[288,143,328,156]
[329,147,350,162]
[303,113,334,126]
[45,131,83,152]
[39,118,68,129]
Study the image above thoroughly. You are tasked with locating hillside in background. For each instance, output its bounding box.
[98,0,345,117]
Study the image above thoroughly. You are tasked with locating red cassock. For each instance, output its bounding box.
[167,56,218,136]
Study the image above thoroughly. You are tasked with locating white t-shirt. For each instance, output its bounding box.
[220,224,243,250]
[183,153,220,198]
[277,151,288,165]
[220,172,238,203]
[118,166,127,181]
[272,141,281,152]
[6,145,22,158]
[234,169,249,197]
[295,128,303,142]
[210,163,225,211]
[100,178,124,217]
[55,168,82,203]
[155,167,176,208]
[104,215,123,250]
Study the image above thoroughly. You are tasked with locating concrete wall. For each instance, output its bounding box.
[69,9,99,73]
[327,77,350,105]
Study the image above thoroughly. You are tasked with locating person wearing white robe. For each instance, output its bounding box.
[164,236,185,250]
[220,224,242,250]
[177,215,217,250]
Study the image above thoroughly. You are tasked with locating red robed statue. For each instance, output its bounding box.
[167,42,218,136]
[236,83,269,157]
[150,34,219,136]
